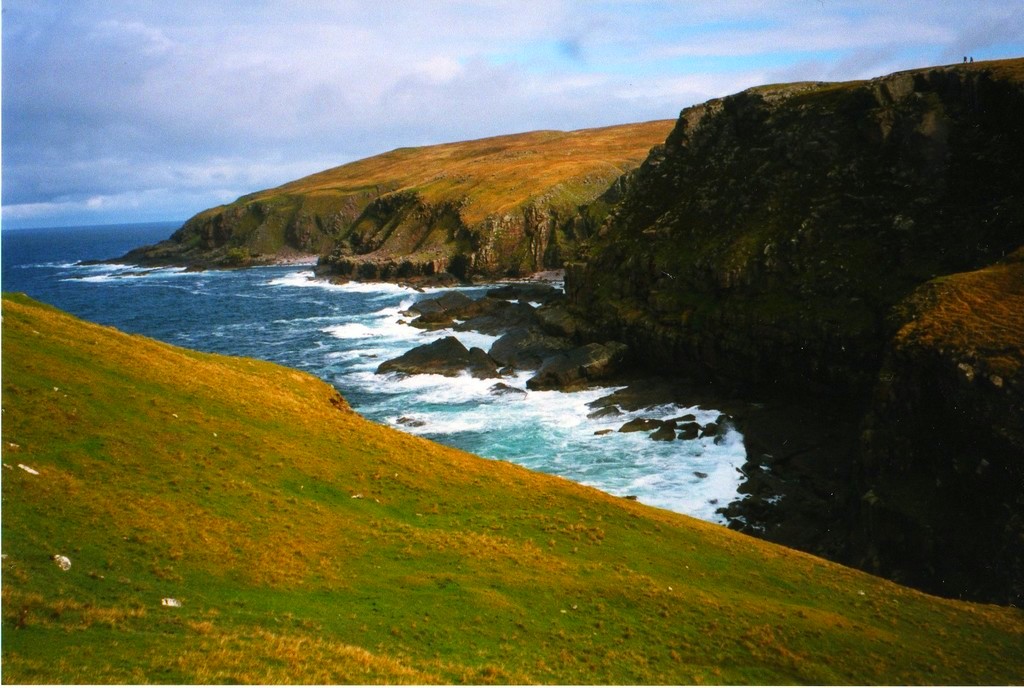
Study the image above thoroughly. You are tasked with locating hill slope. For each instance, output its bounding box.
[120,121,674,280]
[566,58,1024,603]
[2,293,1023,684]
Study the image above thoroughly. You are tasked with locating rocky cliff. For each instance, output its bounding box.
[119,121,673,279]
[566,58,1024,603]
[857,252,1024,603]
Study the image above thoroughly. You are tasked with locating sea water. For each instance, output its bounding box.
[1,223,747,522]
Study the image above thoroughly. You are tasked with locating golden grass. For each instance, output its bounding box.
[236,121,675,225]
[895,252,1024,378]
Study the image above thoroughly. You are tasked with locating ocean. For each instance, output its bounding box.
[1,222,747,522]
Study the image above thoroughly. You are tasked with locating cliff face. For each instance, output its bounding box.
[120,121,674,277]
[567,58,1024,603]
[857,254,1024,603]
[570,60,1024,395]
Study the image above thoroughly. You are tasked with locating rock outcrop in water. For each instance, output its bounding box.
[376,336,500,379]
[566,58,1024,604]
[117,121,674,279]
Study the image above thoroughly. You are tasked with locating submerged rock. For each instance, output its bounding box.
[489,382,527,397]
[587,405,622,420]
[396,416,427,427]
[618,418,663,433]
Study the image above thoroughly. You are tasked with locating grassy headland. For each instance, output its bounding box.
[2,293,1022,684]
[121,120,674,279]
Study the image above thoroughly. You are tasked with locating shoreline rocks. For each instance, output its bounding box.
[526,342,629,391]
[376,336,500,379]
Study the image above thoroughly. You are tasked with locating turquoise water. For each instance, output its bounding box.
[1,223,747,522]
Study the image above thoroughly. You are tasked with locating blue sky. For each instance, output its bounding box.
[3,1,1023,229]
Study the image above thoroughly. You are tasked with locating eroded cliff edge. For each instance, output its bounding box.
[567,58,1024,604]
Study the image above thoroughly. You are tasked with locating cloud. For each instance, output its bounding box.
[2,0,1023,228]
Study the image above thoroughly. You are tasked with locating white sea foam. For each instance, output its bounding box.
[60,264,194,284]
[57,251,748,524]
[342,359,746,524]
[322,317,426,344]
[266,271,448,297]
[270,270,749,522]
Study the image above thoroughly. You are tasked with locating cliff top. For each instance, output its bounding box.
[203,119,675,226]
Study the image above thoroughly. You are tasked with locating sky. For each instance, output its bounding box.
[2,1,1023,229]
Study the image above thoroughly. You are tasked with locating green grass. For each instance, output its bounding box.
[2,292,1022,684]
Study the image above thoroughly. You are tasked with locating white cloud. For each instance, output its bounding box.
[2,0,1023,228]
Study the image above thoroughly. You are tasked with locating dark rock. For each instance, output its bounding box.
[409,310,455,329]
[594,429,614,436]
[408,291,474,316]
[678,422,701,440]
[486,283,559,304]
[650,424,677,441]
[407,291,480,329]
[377,336,499,378]
[489,382,527,397]
[562,61,1024,605]
[526,341,628,391]
[586,406,622,420]
[694,471,709,479]
[670,413,697,423]
[853,258,1024,605]
[488,328,573,369]
[396,416,426,428]
[525,354,579,391]
[700,422,719,437]
[467,347,500,379]
[536,304,579,338]
[455,301,539,335]
[618,418,662,433]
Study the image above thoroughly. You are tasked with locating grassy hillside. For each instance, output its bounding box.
[122,120,674,278]
[2,293,1022,684]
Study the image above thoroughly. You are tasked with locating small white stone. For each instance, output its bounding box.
[161,597,182,607]
[18,464,39,475]
[53,554,71,571]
